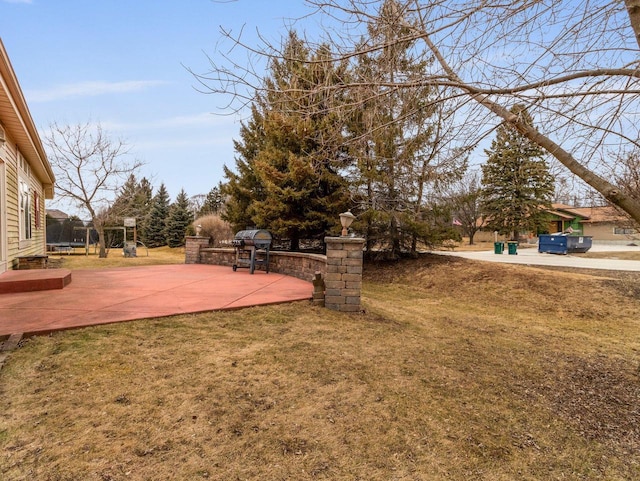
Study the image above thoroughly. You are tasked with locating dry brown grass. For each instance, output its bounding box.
[1,255,640,480]
[48,246,185,270]
[575,251,640,261]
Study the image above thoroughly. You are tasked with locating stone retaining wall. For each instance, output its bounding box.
[189,241,326,282]
[185,236,364,312]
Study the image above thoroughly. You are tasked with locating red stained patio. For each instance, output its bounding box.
[0,264,313,337]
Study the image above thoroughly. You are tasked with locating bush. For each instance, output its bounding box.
[192,214,234,246]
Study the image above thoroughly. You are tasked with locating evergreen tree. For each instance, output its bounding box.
[199,184,225,217]
[109,174,138,221]
[146,183,171,247]
[165,189,194,248]
[223,32,351,250]
[222,104,268,232]
[346,0,461,257]
[108,174,154,243]
[134,177,153,243]
[481,104,555,240]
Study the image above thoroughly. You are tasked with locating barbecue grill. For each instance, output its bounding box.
[231,229,272,274]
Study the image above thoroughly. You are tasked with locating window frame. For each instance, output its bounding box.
[18,152,33,244]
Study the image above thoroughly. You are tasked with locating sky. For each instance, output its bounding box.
[1,0,317,215]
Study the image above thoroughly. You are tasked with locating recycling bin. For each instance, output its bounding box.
[494,242,504,254]
[507,241,518,255]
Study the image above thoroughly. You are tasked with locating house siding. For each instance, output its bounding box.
[3,137,46,269]
[1,39,54,273]
[582,223,640,242]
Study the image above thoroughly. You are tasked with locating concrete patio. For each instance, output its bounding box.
[0,264,313,337]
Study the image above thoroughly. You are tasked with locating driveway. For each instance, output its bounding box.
[0,264,313,337]
[434,244,640,272]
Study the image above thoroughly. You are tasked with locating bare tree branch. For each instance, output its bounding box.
[44,122,144,257]
[195,0,640,223]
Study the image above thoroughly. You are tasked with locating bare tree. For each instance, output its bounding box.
[445,170,483,245]
[196,0,640,224]
[44,122,143,257]
[610,150,640,204]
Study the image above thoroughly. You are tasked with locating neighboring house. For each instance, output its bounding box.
[0,38,55,273]
[547,203,639,242]
[473,203,638,243]
[46,208,69,224]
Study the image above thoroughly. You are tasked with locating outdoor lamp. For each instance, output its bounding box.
[339,211,356,237]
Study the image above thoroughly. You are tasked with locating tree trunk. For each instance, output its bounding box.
[96,225,107,258]
[290,235,300,252]
[625,0,640,49]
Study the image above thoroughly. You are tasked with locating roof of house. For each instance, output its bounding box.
[46,209,69,221]
[550,203,632,224]
[0,38,55,198]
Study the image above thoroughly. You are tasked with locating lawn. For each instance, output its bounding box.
[1,254,639,480]
[47,245,186,269]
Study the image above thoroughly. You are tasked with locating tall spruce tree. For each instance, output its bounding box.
[221,104,266,232]
[346,0,461,257]
[165,189,194,248]
[223,32,351,250]
[146,183,170,247]
[108,174,154,243]
[198,185,225,217]
[481,104,555,240]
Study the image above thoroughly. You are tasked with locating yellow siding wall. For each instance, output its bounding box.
[582,223,640,241]
[3,135,47,269]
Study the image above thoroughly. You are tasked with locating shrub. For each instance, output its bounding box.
[192,214,234,246]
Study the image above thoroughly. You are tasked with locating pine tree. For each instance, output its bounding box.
[108,174,154,243]
[165,189,194,248]
[134,177,153,243]
[198,185,225,217]
[346,0,460,257]
[221,104,267,232]
[223,32,351,249]
[146,183,170,247]
[109,174,139,223]
[481,104,555,240]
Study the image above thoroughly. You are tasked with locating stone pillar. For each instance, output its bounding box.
[312,271,325,307]
[185,236,210,264]
[324,236,365,312]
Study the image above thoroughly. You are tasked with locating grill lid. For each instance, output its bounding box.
[233,229,272,247]
[234,229,272,241]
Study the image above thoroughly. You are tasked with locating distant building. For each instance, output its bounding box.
[475,203,639,244]
[46,209,69,223]
[547,203,638,242]
[0,38,55,272]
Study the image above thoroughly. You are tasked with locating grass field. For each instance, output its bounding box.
[576,251,640,261]
[1,253,639,480]
[47,245,186,269]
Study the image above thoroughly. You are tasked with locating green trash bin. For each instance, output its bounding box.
[494,242,504,254]
[507,241,518,255]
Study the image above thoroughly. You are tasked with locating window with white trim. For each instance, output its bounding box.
[18,152,32,241]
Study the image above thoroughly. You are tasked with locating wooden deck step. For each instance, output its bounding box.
[0,269,72,294]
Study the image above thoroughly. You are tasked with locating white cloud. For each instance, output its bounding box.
[26,80,168,102]
[101,112,241,132]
